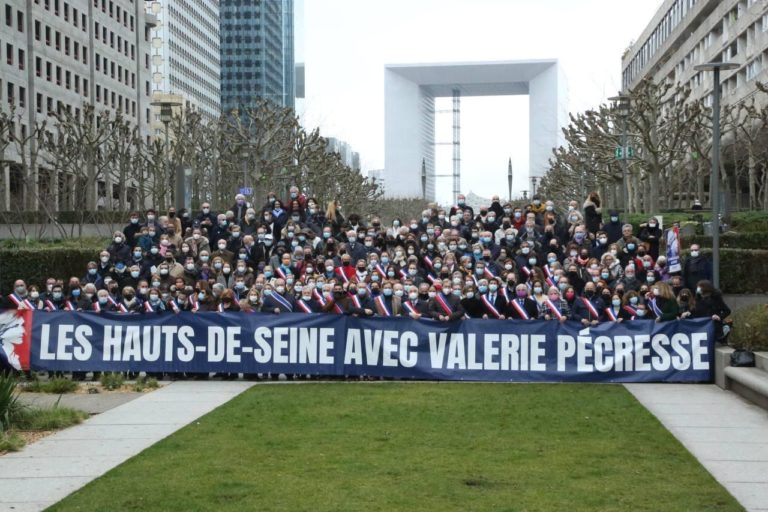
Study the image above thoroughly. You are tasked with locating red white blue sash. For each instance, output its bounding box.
[350,294,362,309]
[145,301,155,313]
[509,299,530,320]
[313,289,326,305]
[403,301,418,315]
[426,274,438,284]
[500,287,510,301]
[435,294,453,316]
[45,299,58,312]
[169,299,180,313]
[271,291,294,312]
[623,305,637,317]
[423,255,434,269]
[581,298,600,320]
[217,302,224,312]
[188,296,198,312]
[521,266,531,277]
[297,298,313,314]
[335,267,349,283]
[374,295,391,317]
[649,298,662,317]
[8,293,34,310]
[374,264,387,278]
[327,293,343,314]
[275,267,288,280]
[545,299,563,320]
[483,267,495,280]
[64,301,76,311]
[399,268,409,280]
[92,302,101,312]
[481,294,502,319]
[604,307,618,322]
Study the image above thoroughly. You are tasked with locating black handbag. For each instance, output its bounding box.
[730,349,756,368]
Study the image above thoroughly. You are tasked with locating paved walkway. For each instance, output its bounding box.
[0,381,253,512]
[626,384,768,512]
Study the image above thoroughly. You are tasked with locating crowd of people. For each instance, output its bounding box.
[3,187,732,340]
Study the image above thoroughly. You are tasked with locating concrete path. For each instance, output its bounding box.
[626,384,768,512]
[17,391,145,415]
[0,381,253,512]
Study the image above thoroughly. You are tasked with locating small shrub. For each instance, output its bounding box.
[100,372,125,390]
[0,431,25,452]
[12,406,88,431]
[729,304,768,351]
[0,372,24,432]
[132,375,160,392]
[23,377,78,394]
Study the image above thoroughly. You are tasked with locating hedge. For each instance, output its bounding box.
[0,244,104,294]
[697,248,768,294]
[0,211,133,225]
[686,232,768,250]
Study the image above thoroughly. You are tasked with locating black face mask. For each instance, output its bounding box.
[333,291,344,298]
[124,294,134,300]
[584,290,595,298]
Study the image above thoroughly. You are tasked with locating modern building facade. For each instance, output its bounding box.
[219,0,294,113]
[326,137,360,171]
[622,0,768,109]
[145,0,220,129]
[0,0,152,210]
[384,60,567,201]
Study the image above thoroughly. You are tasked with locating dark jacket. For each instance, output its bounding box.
[682,255,712,291]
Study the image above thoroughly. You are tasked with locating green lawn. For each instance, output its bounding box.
[48,383,742,512]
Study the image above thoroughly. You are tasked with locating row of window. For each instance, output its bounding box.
[95,53,136,89]
[92,0,135,31]
[95,21,137,61]
[33,22,89,65]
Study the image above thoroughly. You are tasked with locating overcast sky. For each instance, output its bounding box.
[297,0,663,203]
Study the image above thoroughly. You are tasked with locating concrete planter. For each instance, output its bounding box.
[716,347,768,411]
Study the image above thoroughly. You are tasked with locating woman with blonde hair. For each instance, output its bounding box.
[648,281,678,322]
[325,200,345,235]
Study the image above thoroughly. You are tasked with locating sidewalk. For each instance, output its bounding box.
[626,384,768,512]
[0,381,254,512]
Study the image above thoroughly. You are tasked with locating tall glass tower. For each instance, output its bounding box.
[220,0,295,113]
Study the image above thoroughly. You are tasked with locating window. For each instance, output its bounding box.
[16,10,23,32]
[35,57,41,76]
[747,56,763,80]
[64,36,69,55]
[4,6,11,27]
[36,93,42,113]
[7,82,14,106]
[55,65,61,85]
[63,2,68,21]
[46,61,52,81]
[96,84,101,101]
[83,78,88,96]
[74,74,79,93]
[82,47,87,64]
[18,86,25,108]
[45,25,51,45]
[55,31,60,51]
[46,96,52,113]
[73,7,78,27]
[34,20,40,40]
[6,43,12,65]
[65,70,70,89]
[17,49,24,70]
[95,21,99,39]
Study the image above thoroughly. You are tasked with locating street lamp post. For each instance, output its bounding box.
[507,158,513,202]
[531,176,538,198]
[151,100,183,209]
[608,94,631,223]
[693,61,739,290]
[421,158,427,199]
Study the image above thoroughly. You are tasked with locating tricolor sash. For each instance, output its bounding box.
[327,293,344,315]
[217,303,224,312]
[45,300,58,312]
[649,297,662,317]
[545,299,563,320]
[188,296,198,312]
[500,287,510,301]
[435,294,454,316]
[271,291,294,312]
[581,298,600,320]
[426,274,438,284]
[335,267,349,283]
[480,295,502,319]
[92,302,101,312]
[423,255,433,269]
[169,299,180,313]
[64,301,76,311]
[8,293,34,310]
[275,267,288,280]
[313,289,326,305]
[144,301,155,313]
[604,307,619,322]
[399,268,409,280]
[520,266,531,277]
[403,301,418,315]
[297,298,313,314]
[374,264,387,278]
[374,295,391,317]
[509,299,530,320]
[623,304,637,317]
[350,294,362,309]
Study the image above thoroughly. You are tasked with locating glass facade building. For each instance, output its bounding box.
[220,0,294,112]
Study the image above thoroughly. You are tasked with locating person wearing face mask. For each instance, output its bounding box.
[449,193,474,219]
[260,278,296,314]
[229,193,250,226]
[543,286,569,322]
[602,293,625,323]
[80,261,104,289]
[682,244,712,291]
[460,284,484,318]
[676,288,696,318]
[505,284,539,320]
[428,281,466,322]
[140,288,168,315]
[107,230,131,265]
[480,277,507,319]
[616,265,641,292]
[238,287,262,313]
[527,194,546,220]
[372,282,400,317]
[343,228,368,263]
[601,209,623,244]
[122,212,143,247]
[646,281,678,322]
[690,280,732,342]
[638,217,662,260]
[571,282,605,326]
[211,237,235,266]
[616,223,641,254]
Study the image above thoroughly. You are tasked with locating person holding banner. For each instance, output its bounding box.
[506,284,539,320]
[4,280,35,310]
[461,283,484,318]
[604,293,624,323]
[373,282,401,317]
[543,286,568,322]
[691,280,731,343]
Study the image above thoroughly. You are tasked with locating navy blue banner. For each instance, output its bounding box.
[30,312,714,382]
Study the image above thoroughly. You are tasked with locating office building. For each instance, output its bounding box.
[219,0,295,113]
[145,0,220,130]
[622,0,768,109]
[0,0,152,210]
